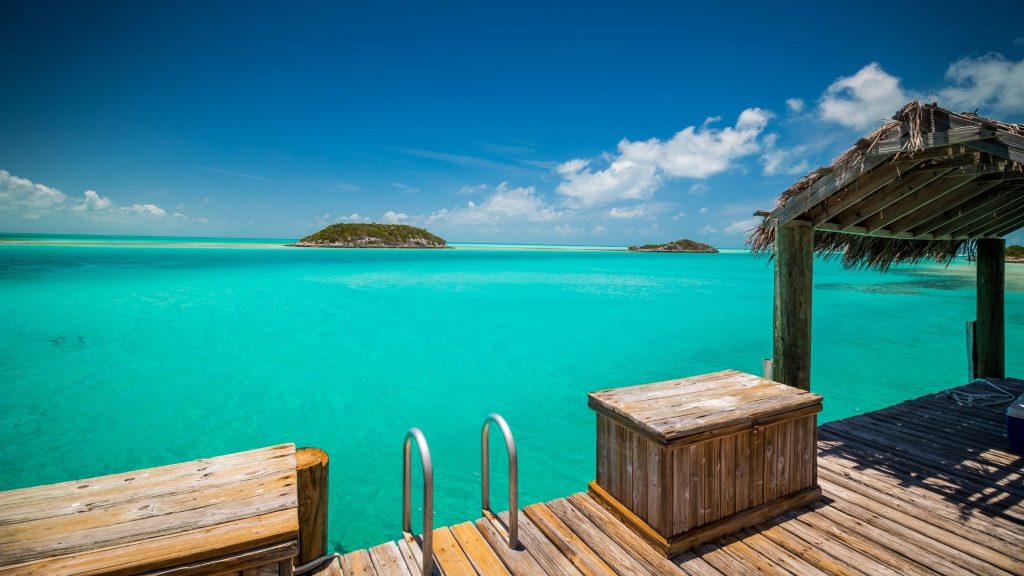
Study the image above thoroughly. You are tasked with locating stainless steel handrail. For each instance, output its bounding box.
[481,413,518,549]
[402,428,433,576]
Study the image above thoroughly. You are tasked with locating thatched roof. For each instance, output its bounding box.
[749,101,1024,270]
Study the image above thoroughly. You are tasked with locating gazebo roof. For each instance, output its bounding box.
[749,101,1024,270]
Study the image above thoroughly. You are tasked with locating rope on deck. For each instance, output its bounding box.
[293,553,342,575]
[933,378,1015,407]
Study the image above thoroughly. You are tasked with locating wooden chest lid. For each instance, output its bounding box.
[0,443,298,575]
[588,369,822,442]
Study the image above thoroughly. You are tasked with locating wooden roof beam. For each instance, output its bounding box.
[805,162,910,226]
[994,213,1024,237]
[962,199,1024,239]
[929,184,1024,238]
[767,138,956,225]
[889,180,1003,236]
[884,173,991,234]
[833,168,953,230]
[860,173,977,234]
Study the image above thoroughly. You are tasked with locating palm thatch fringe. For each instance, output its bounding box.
[748,101,1020,271]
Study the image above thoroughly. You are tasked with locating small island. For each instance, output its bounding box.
[291,223,447,248]
[1008,244,1024,263]
[628,238,718,253]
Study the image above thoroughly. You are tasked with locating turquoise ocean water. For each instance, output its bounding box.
[1,234,1021,552]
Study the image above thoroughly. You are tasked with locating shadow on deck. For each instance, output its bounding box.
[329,378,1024,576]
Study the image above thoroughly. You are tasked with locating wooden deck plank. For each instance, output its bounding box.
[431,526,477,576]
[340,550,377,576]
[566,493,690,576]
[522,503,617,576]
[368,542,413,576]
[473,516,547,576]
[819,473,1024,575]
[817,459,1024,554]
[732,526,829,576]
[544,498,656,576]
[495,511,582,576]
[449,522,511,576]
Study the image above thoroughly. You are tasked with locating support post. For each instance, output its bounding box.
[773,222,814,390]
[295,447,329,565]
[976,238,1005,378]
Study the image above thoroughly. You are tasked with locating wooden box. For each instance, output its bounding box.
[0,444,300,575]
[588,369,822,556]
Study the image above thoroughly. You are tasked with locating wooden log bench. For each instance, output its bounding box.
[588,369,823,556]
[0,444,311,575]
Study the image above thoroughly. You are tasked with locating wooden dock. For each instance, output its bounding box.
[329,378,1024,576]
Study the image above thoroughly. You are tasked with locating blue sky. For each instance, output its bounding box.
[2,1,1023,246]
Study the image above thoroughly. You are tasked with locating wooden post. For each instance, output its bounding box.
[976,238,1005,378]
[773,222,814,390]
[295,447,329,565]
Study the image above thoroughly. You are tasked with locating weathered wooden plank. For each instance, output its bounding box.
[820,473,1024,575]
[522,504,617,576]
[431,526,476,576]
[567,493,688,576]
[368,542,413,576]
[496,511,581,576]
[545,498,655,576]
[448,522,511,576]
[145,542,297,576]
[0,509,297,576]
[340,549,377,576]
[474,515,548,576]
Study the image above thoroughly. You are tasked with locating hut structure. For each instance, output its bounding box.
[750,101,1024,391]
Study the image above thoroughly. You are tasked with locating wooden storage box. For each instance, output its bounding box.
[588,369,822,556]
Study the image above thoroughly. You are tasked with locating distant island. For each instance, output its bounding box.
[290,223,448,248]
[628,238,718,253]
[1008,244,1024,263]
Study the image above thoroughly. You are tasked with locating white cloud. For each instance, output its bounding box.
[937,53,1024,116]
[724,217,761,235]
[786,98,805,113]
[699,224,718,235]
[387,181,420,194]
[341,213,370,223]
[428,182,561,227]
[553,224,581,236]
[759,133,810,176]
[591,225,606,236]
[688,183,709,195]
[123,203,167,218]
[381,210,408,224]
[457,183,488,196]
[77,190,113,211]
[608,205,649,219]
[699,207,709,214]
[0,169,176,224]
[0,170,67,218]
[819,62,911,129]
[554,108,772,206]
[671,212,687,221]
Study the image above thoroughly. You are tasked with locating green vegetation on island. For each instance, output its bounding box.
[1007,244,1024,262]
[628,238,718,253]
[292,223,447,248]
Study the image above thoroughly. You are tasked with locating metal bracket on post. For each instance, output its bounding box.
[402,428,433,576]
[763,358,774,380]
[482,413,518,549]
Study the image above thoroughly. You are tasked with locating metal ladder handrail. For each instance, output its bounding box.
[402,428,433,576]
[481,413,518,549]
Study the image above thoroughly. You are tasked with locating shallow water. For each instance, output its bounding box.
[0,237,1021,551]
